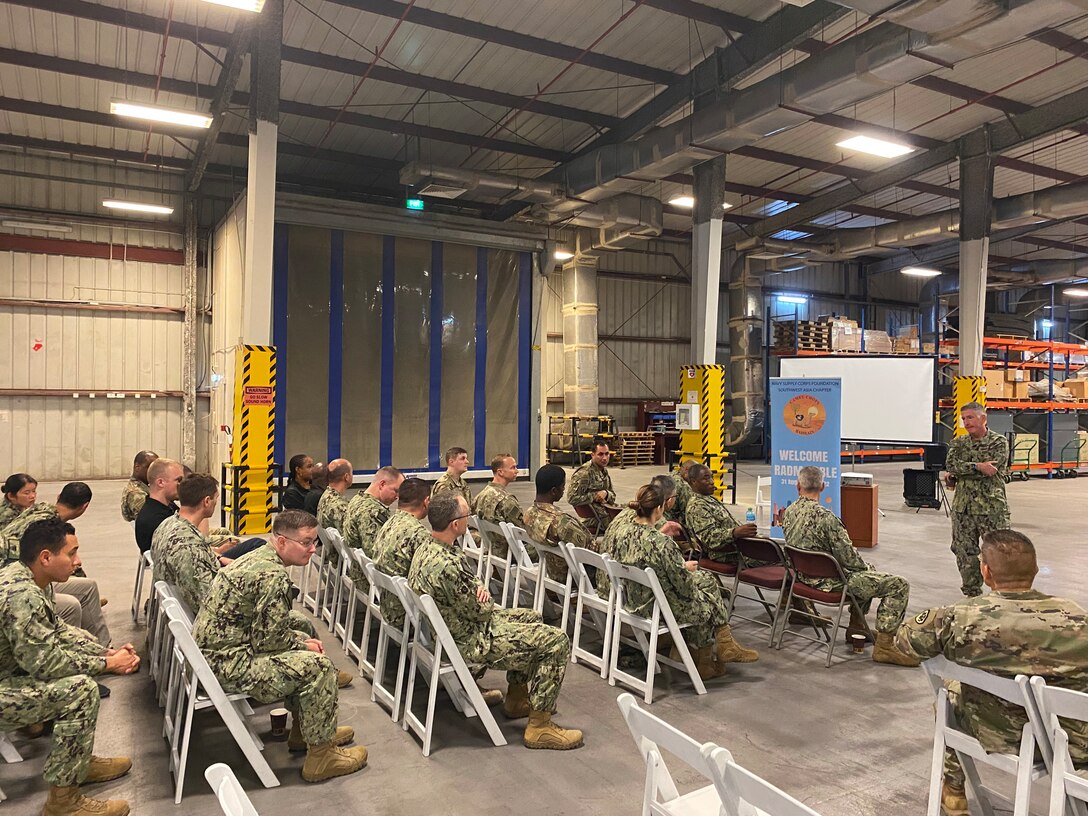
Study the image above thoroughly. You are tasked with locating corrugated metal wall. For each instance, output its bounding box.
[0,247,207,480]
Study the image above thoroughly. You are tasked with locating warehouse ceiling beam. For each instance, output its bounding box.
[740,83,1088,243]
[640,0,757,35]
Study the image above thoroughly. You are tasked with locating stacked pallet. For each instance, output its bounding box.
[773,320,831,352]
[618,432,655,467]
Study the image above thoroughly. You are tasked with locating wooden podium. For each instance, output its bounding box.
[841,484,879,548]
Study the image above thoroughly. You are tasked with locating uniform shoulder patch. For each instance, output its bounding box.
[914,610,930,625]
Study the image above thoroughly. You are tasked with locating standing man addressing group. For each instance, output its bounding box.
[946,402,1010,597]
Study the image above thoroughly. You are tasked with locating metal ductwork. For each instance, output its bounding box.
[530,194,663,251]
[725,253,765,448]
[562,259,600,416]
[399,161,564,203]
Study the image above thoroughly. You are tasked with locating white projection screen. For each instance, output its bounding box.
[778,356,935,443]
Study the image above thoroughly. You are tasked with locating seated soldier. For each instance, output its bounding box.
[781,466,918,667]
[120,450,158,522]
[471,453,524,559]
[432,446,472,503]
[316,458,353,533]
[372,477,432,627]
[606,484,757,679]
[303,462,328,516]
[344,466,404,589]
[566,437,617,534]
[683,463,757,564]
[409,493,583,750]
[193,510,366,782]
[664,459,695,524]
[0,519,140,816]
[897,529,1088,816]
[523,464,594,581]
[282,454,315,511]
[1,482,110,647]
[1,472,37,528]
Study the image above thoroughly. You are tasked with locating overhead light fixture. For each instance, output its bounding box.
[777,294,809,305]
[668,195,695,208]
[1063,287,1088,298]
[1040,319,1054,328]
[836,134,915,159]
[102,200,174,215]
[199,0,266,11]
[554,249,574,261]
[721,202,733,210]
[110,100,213,129]
[1,219,72,233]
[901,266,942,278]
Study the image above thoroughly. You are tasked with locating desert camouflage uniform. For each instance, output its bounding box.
[781,496,909,633]
[1,501,58,564]
[472,482,524,559]
[151,514,221,614]
[897,590,1088,787]
[432,473,472,504]
[343,493,391,589]
[946,430,1011,597]
[372,511,432,627]
[193,545,336,746]
[0,500,20,529]
[604,517,728,648]
[684,494,741,564]
[0,561,106,786]
[665,476,693,524]
[523,502,594,582]
[408,537,567,713]
[120,478,149,522]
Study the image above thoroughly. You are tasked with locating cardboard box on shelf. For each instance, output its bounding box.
[1005,369,1025,383]
[1012,433,1040,464]
[1009,381,1031,400]
[863,330,893,353]
[897,325,919,339]
[1075,431,1088,464]
[1062,379,1088,399]
[829,319,860,351]
[983,370,1007,399]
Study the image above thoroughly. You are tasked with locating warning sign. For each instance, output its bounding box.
[242,386,274,406]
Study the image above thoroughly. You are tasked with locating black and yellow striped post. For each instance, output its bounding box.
[952,375,986,437]
[677,365,733,500]
[227,344,277,534]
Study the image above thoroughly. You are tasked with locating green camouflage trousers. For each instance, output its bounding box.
[227,651,337,746]
[673,570,730,648]
[845,570,910,634]
[0,674,99,785]
[951,510,1010,597]
[478,608,568,713]
[289,609,316,638]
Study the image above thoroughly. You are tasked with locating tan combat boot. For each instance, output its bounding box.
[335,669,353,688]
[81,755,132,784]
[845,607,873,644]
[502,682,531,719]
[872,632,921,667]
[300,742,368,782]
[523,710,584,750]
[695,645,727,680]
[940,781,969,816]
[288,722,354,753]
[42,785,129,816]
[715,625,759,663]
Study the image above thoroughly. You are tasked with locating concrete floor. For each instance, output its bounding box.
[3,464,1085,815]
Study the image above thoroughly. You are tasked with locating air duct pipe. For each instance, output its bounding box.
[725,253,764,448]
[561,256,600,417]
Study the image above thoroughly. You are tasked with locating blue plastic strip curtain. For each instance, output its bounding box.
[378,235,396,466]
[474,247,489,466]
[327,230,344,460]
[428,241,444,470]
[339,232,383,471]
[518,251,532,465]
[272,223,290,467]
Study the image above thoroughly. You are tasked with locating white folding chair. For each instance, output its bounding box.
[204,763,260,816]
[400,586,507,757]
[150,581,184,700]
[922,655,1045,816]
[603,558,706,704]
[0,731,23,802]
[131,550,154,624]
[617,692,722,816]
[344,548,380,680]
[530,538,578,632]
[461,516,489,580]
[500,522,544,610]
[478,518,515,606]
[754,476,772,522]
[701,743,824,816]
[1029,676,1088,816]
[568,545,615,679]
[363,564,414,722]
[314,527,345,634]
[163,616,276,803]
[321,528,355,644]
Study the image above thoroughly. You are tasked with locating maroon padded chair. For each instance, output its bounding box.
[779,545,874,668]
[727,537,790,644]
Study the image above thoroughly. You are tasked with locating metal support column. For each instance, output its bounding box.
[182,197,198,467]
[692,156,726,364]
[958,127,994,377]
[562,255,599,417]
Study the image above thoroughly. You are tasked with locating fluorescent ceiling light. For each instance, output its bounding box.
[1063,287,1088,298]
[777,294,808,304]
[1,219,72,233]
[110,100,213,129]
[901,266,942,278]
[200,0,266,11]
[668,195,695,208]
[721,202,732,210]
[554,250,574,261]
[102,200,174,215]
[836,134,915,159]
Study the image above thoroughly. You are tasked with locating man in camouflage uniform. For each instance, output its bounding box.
[432,446,472,503]
[684,464,758,564]
[1,483,110,646]
[781,467,918,667]
[897,529,1088,816]
[344,466,403,588]
[193,510,366,783]
[0,518,139,816]
[664,459,694,524]
[946,403,1011,597]
[472,453,524,559]
[372,477,431,627]
[120,450,158,522]
[317,458,353,533]
[567,437,617,534]
[409,493,583,750]
[523,464,594,582]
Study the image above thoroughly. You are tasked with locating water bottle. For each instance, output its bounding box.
[745,506,756,523]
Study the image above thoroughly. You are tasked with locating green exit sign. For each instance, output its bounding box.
[406,198,425,211]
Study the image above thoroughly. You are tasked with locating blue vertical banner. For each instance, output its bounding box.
[769,377,842,538]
